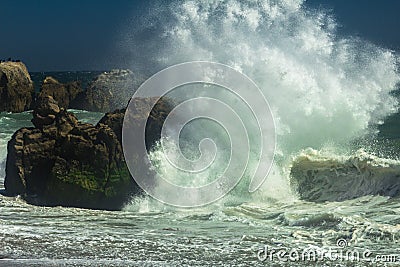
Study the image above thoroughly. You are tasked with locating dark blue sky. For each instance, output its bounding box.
[307,0,400,51]
[0,0,140,71]
[1,0,399,71]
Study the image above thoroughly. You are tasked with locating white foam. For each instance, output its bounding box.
[124,0,400,206]
[290,148,400,201]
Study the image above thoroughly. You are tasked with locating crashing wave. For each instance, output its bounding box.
[290,148,400,202]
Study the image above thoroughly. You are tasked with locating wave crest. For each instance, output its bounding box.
[290,149,400,202]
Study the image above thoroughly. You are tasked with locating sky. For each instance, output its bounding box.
[307,0,400,51]
[1,0,399,72]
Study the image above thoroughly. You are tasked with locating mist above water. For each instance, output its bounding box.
[120,0,400,207]
[126,0,399,152]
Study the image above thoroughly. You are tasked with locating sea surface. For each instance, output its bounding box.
[2,0,400,266]
[0,83,400,267]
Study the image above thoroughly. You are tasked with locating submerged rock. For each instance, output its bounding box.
[0,61,34,112]
[4,95,173,210]
[38,76,83,109]
[72,69,144,112]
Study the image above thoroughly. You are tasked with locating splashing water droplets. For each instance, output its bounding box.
[122,0,399,206]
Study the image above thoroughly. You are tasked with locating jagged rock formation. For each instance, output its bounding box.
[38,76,83,109]
[0,61,34,112]
[72,69,144,112]
[4,95,173,210]
[98,97,174,150]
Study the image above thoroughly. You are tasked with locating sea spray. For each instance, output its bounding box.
[119,0,400,208]
[0,2,400,264]
[290,148,400,202]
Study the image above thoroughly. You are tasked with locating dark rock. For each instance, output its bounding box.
[98,109,125,143]
[38,76,83,109]
[35,94,60,116]
[71,69,144,112]
[0,61,34,112]
[5,96,132,210]
[4,94,173,210]
[98,97,174,150]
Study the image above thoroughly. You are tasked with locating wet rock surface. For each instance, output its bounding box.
[0,62,34,113]
[72,69,145,112]
[38,76,83,109]
[4,95,172,210]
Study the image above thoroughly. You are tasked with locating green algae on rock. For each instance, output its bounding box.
[4,95,172,210]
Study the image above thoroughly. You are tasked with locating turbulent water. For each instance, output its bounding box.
[2,0,400,266]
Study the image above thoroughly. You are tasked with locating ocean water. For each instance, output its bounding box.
[1,0,400,266]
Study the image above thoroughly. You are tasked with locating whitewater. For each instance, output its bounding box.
[1,0,400,266]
